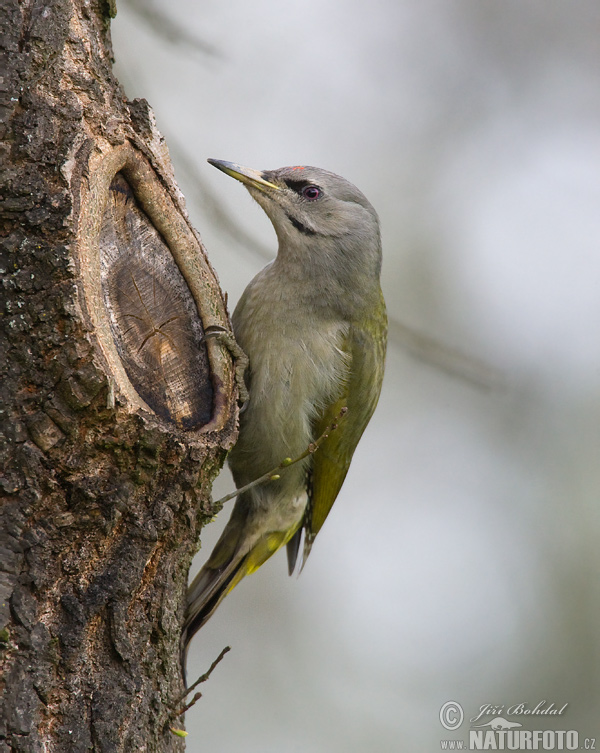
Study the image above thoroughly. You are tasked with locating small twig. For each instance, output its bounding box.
[214,407,348,506]
[174,691,203,719]
[172,645,231,711]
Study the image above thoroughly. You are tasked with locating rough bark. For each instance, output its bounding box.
[0,1,238,750]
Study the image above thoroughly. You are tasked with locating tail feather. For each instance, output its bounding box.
[300,530,316,573]
[285,525,315,574]
[286,527,302,575]
[180,495,303,679]
[180,555,246,673]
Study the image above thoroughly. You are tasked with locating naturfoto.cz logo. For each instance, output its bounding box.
[438,700,596,751]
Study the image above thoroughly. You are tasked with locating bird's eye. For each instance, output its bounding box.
[301,185,321,200]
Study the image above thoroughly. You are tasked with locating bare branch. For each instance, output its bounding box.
[124,0,221,58]
[389,318,505,391]
[168,138,273,261]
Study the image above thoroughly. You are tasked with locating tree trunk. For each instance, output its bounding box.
[1,1,238,750]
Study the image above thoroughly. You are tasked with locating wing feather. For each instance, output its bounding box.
[301,296,387,564]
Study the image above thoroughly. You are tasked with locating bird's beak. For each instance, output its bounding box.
[208,159,280,192]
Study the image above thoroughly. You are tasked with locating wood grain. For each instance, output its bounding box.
[100,173,213,429]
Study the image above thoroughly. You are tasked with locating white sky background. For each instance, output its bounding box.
[113,2,600,750]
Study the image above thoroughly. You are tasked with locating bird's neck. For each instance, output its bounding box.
[272,233,382,321]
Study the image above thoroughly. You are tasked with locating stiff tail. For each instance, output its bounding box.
[286,527,302,575]
[180,507,298,676]
[180,503,252,675]
[180,556,246,673]
[285,525,317,575]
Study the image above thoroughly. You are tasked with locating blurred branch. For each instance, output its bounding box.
[168,138,271,260]
[170,141,504,392]
[388,318,505,391]
[123,0,221,59]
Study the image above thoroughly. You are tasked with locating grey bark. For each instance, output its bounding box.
[0,1,238,750]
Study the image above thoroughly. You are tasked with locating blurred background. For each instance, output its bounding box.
[113,2,600,750]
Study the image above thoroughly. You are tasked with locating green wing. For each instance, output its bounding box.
[302,295,387,562]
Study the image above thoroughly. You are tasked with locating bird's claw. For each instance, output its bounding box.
[203,325,249,406]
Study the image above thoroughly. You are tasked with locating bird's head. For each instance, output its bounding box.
[208,159,381,274]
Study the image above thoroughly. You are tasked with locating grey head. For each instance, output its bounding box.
[208,159,382,284]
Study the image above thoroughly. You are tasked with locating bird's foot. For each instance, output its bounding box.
[203,325,249,406]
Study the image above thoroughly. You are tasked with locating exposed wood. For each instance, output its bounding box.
[101,172,214,429]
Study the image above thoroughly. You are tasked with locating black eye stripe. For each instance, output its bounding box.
[284,178,312,191]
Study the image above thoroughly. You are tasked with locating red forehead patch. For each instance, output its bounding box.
[290,166,305,170]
